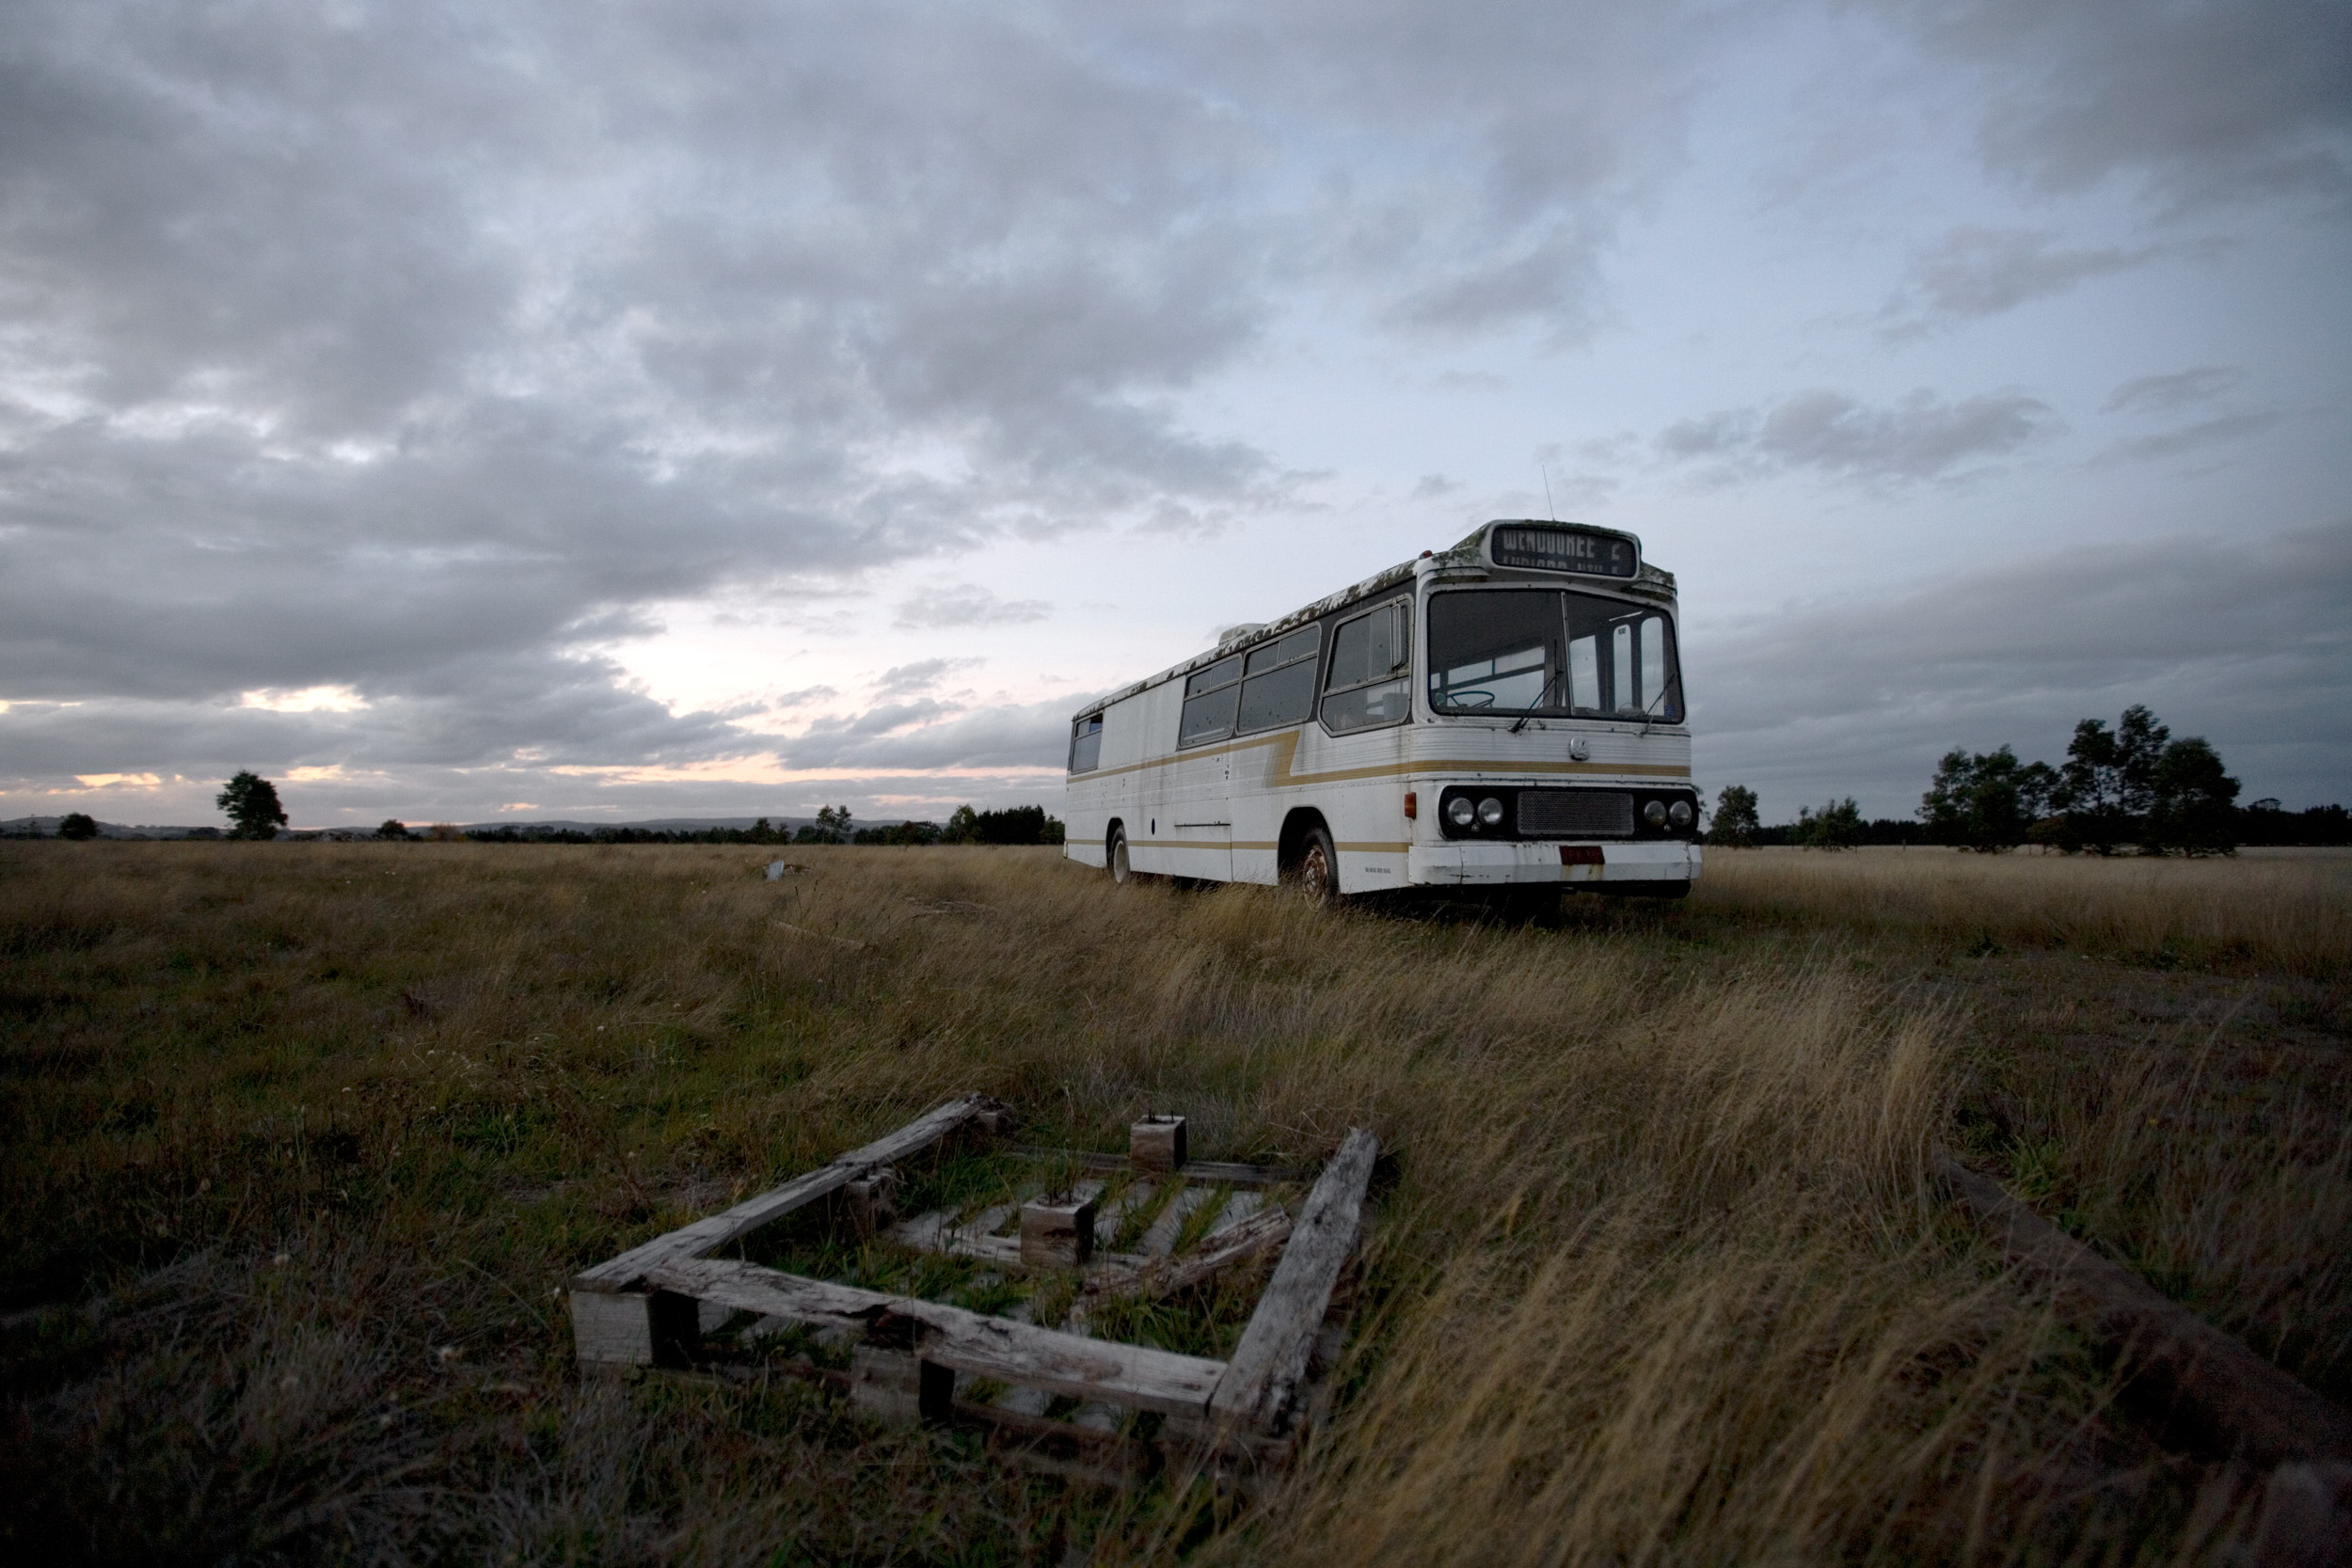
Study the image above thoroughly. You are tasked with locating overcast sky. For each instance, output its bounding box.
[3,0,2346,829]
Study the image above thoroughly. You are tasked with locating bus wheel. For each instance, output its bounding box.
[1108,825,1134,884]
[1291,824,1340,905]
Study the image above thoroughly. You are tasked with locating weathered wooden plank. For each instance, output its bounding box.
[1087,1206,1292,1303]
[850,1344,954,1423]
[887,1207,955,1251]
[1021,1194,1097,1268]
[1942,1154,2352,1467]
[1070,1208,1293,1336]
[1095,1180,1156,1233]
[1138,1183,1216,1256]
[1130,1116,1187,1173]
[574,1096,993,1293]
[931,1231,1025,1267]
[649,1256,1228,1418]
[1208,1128,1377,1433]
[1013,1148,1301,1188]
[1208,1189,1263,1236]
[567,1287,701,1367]
[961,1199,1024,1239]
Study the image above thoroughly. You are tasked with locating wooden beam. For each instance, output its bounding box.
[1021,1194,1097,1269]
[1071,1208,1294,1337]
[1131,1116,1187,1173]
[1941,1154,2352,1467]
[648,1256,1230,1418]
[567,1286,700,1368]
[1011,1148,1302,1188]
[1209,1128,1377,1433]
[574,1096,994,1293]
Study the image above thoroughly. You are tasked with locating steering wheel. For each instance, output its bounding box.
[1446,689,1496,708]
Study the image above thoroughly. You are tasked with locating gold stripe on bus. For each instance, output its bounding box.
[1336,841,1412,853]
[1073,725,1689,786]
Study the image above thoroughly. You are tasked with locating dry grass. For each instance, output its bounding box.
[1,841,2344,1564]
[1692,846,2352,978]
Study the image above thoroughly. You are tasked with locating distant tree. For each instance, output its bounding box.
[2144,736,2239,855]
[942,804,979,845]
[57,812,100,841]
[1794,797,1863,850]
[971,805,1058,845]
[793,806,853,845]
[216,771,288,840]
[1707,785,1759,847]
[375,819,410,840]
[2056,705,2169,852]
[2234,802,2349,847]
[749,816,778,844]
[1921,746,2058,851]
[853,819,945,846]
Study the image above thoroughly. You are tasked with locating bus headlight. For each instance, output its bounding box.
[1447,797,1476,828]
[1644,800,1668,827]
[1668,800,1693,830]
[1478,797,1505,827]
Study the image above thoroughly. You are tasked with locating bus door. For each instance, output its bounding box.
[1166,653,1240,879]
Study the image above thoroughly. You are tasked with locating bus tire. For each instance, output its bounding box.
[1291,823,1341,905]
[1107,824,1134,884]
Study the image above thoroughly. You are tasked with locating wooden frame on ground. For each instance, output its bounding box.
[568,1097,1379,1481]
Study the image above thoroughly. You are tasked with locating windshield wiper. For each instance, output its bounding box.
[1637,683,1674,736]
[1510,667,1569,733]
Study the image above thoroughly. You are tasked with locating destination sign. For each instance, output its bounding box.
[1489,524,1638,578]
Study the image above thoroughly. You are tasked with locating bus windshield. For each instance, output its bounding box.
[1427,588,1683,722]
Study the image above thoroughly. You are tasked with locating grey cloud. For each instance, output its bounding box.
[874,658,981,698]
[0,0,1323,797]
[2103,366,2246,415]
[0,651,747,784]
[2095,410,2285,466]
[1879,227,2158,334]
[1872,0,2352,210]
[0,0,1724,806]
[778,698,1067,774]
[894,586,1053,629]
[714,686,836,720]
[1380,225,1605,341]
[1661,388,2058,483]
[1690,519,2352,818]
[1109,0,1718,341]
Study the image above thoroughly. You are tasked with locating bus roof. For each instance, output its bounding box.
[1071,520,1677,722]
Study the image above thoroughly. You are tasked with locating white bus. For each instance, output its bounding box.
[1061,520,1700,902]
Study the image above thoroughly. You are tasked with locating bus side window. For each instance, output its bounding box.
[1178,655,1244,747]
[1236,624,1321,733]
[1323,601,1411,734]
[1070,715,1104,773]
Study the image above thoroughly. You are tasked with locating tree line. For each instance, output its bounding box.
[14,780,1073,847]
[1707,705,2348,853]
[440,803,1067,847]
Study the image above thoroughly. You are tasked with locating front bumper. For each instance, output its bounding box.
[1406,838,1702,887]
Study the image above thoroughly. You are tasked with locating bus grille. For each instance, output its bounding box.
[1516,789,1634,838]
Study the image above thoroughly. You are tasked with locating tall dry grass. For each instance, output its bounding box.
[1692,847,2352,978]
[0,840,2335,1563]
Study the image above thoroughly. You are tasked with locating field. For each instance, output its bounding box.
[2,841,2347,1564]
